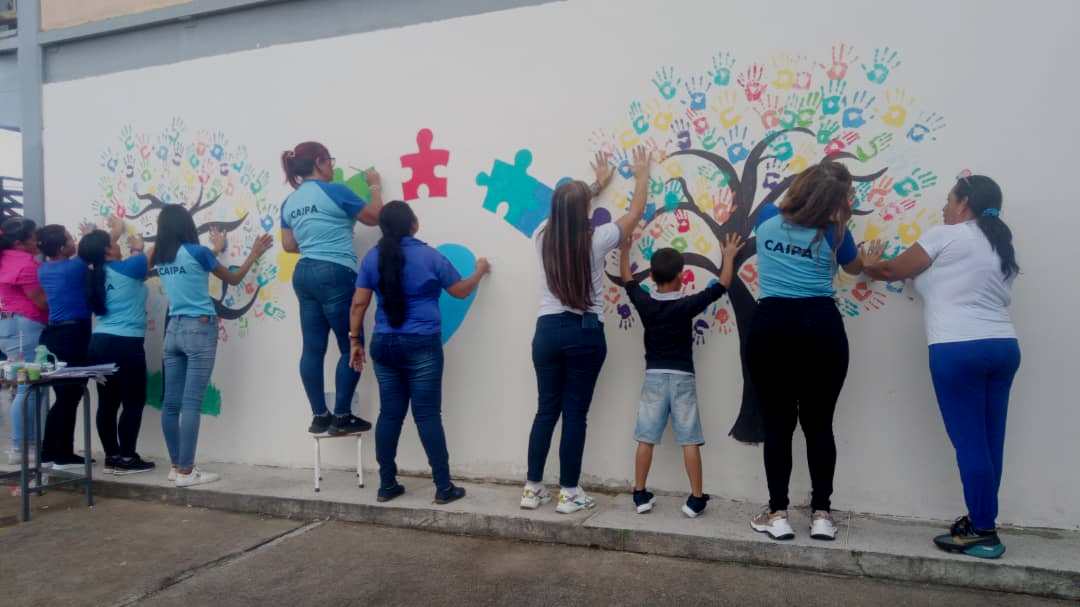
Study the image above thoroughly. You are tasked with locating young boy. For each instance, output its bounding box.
[620,232,744,517]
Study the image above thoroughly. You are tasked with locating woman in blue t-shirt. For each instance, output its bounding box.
[35,224,93,469]
[82,218,155,475]
[746,160,870,543]
[280,141,383,437]
[348,201,490,504]
[150,204,272,487]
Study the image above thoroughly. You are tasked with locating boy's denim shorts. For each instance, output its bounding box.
[634,372,704,446]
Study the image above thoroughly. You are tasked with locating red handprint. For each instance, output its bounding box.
[674,209,691,233]
[867,176,895,208]
[737,64,768,102]
[820,43,854,81]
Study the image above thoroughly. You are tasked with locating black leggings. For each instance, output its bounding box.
[39,320,91,461]
[87,333,148,458]
[746,297,849,512]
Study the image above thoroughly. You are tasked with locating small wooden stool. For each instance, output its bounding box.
[312,432,365,493]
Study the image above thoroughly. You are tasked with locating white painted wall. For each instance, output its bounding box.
[0,128,19,177]
[39,0,1080,529]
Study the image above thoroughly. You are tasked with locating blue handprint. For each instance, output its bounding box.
[820,79,847,116]
[629,101,650,135]
[709,51,736,87]
[671,118,692,151]
[721,126,753,164]
[210,131,228,161]
[861,47,901,85]
[651,66,682,101]
[906,111,946,143]
[683,75,711,110]
[638,235,656,261]
[663,181,683,210]
[612,149,634,179]
[842,90,875,128]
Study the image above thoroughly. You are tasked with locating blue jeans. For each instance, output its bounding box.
[292,258,361,417]
[929,338,1021,530]
[162,316,218,469]
[527,312,607,487]
[371,333,450,491]
[0,314,46,449]
[634,372,703,445]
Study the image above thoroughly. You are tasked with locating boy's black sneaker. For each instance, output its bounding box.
[633,489,656,514]
[934,516,1005,559]
[377,483,406,502]
[682,493,710,518]
[434,484,466,505]
[328,414,372,435]
[113,455,156,476]
[309,413,333,434]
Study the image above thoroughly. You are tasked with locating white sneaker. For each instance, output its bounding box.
[6,448,37,466]
[750,507,796,540]
[555,488,596,514]
[520,484,552,509]
[167,467,179,482]
[810,510,837,541]
[175,468,220,488]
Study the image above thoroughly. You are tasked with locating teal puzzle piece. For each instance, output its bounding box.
[477,149,554,238]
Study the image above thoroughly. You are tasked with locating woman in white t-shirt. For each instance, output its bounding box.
[520,146,652,514]
[863,174,1019,560]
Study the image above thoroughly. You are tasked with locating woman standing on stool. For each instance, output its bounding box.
[83,218,155,475]
[152,204,272,487]
[521,146,651,514]
[349,201,490,504]
[0,217,47,465]
[863,174,1020,559]
[35,223,93,470]
[280,141,383,436]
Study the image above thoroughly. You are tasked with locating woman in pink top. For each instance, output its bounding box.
[0,217,48,464]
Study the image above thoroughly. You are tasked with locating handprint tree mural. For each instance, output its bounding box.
[94,119,285,339]
[595,43,945,442]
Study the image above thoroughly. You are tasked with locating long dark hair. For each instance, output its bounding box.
[150,204,199,266]
[36,225,68,259]
[281,141,331,189]
[79,230,110,316]
[540,180,594,311]
[780,160,853,251]
[376,201,416,329]
[0,217,37,269]
[954,175,1019,279]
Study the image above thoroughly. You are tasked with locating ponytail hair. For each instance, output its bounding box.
[0,217,38,269]
[376,201,417,329]
[78,230,110,316]
[36,224,68,258]
[281,141,331,189]
[953,175,1020,279]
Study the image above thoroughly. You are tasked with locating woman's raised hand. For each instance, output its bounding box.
[631,146,652,180]
[475,257,492,276]
[590,151,614,192]
[860,239,885,268]
[721,233,746,258]
[249,233,274,259]
[208,227,226,255]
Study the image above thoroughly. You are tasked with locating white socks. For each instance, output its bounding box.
[525,481,544,492]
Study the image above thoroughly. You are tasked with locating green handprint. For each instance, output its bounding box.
[817,119,841,144]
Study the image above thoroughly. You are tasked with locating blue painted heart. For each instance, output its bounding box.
[436,243,478,345]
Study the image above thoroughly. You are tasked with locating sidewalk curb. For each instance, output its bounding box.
[88,479,1079,601]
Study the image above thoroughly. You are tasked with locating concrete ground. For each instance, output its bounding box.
[0,492,1070,607]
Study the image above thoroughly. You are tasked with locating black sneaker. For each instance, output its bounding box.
[377,483,406,502]
[934,516,1005,559]
[434,484,466,505]
[682,493,710,518]
[104,455,121,474]
[47,454,95,471]
[308,413,333,434]
[113,455,156,476]
[328,414,372,435]
[632,489,655,514]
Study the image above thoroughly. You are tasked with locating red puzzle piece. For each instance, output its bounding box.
[400,128,449,201]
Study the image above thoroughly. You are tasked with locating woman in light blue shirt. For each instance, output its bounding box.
[150,204,272,487]
[280,141,383,437]
[82,218,156,475]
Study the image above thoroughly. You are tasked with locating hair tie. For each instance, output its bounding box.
[982,208,1000,218]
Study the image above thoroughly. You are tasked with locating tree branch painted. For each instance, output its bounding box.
[595,45,946,442]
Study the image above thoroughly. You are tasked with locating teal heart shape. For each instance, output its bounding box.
[436,243,477,345]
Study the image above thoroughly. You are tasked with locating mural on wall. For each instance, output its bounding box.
[91,120,285,414]
[476,43,945,443]
[593,43,945,442]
